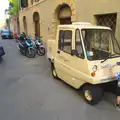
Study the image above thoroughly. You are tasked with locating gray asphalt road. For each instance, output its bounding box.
[0,39,119,120]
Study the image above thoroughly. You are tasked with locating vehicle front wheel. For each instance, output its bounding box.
[51,63,58,79]
[82,84,103,105]
[26,48,36,58]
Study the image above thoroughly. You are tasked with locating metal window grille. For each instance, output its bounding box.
[95,13,117,33]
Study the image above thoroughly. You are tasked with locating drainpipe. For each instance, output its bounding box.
[17,0,21,34]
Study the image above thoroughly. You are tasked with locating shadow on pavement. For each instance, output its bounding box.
[0,57,4,64]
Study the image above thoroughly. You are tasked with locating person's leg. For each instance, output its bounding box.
[117,96,120,104]
[115,83,120,110]
[116,84,120,103]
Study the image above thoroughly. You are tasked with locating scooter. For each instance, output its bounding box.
[34,37,45,56]
[17,38,36,58]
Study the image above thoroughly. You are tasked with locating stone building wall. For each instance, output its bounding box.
[19,0,120,43]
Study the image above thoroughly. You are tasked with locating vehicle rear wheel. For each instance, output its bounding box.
[51,63,58,79]
[38,47,45,56]
[82,84,103,105]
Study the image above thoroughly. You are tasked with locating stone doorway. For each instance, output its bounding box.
[51,0,76,39]
[60,17,72,24]
[33,12,40,37]
[58,4,72,25]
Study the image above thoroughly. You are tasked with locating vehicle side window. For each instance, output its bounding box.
[75,29,84,58]
[58,30,64,50]
[59,30,72,54]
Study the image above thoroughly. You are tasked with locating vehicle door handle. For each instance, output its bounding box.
[57,50,60,54]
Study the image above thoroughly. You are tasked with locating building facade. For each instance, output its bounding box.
[19,0,120,43]
[10,15,19,35]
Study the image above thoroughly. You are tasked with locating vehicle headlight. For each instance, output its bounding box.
[92,65,97,72]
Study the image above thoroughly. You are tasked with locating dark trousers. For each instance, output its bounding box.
[116,81,120,96]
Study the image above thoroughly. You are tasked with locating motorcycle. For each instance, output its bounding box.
[17,38,36,58]
[34,37,46,56]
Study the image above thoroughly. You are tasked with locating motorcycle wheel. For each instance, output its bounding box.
[26,48,36,58]
[38,47,45,56]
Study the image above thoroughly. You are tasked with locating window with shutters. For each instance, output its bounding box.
[21,0,28,8]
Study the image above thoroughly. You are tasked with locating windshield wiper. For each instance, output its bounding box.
[101,54,120,63]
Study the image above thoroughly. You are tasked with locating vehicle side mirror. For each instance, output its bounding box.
[71,49,78,56]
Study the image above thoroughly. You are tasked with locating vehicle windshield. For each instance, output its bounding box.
[81,29,120,61]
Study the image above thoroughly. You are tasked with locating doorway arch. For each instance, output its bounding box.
[51,3,76,39]
[33,12,40,37]
[58,4,72,25]
[23,16,27,34]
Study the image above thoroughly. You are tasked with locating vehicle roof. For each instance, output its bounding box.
[58,22,111,30]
